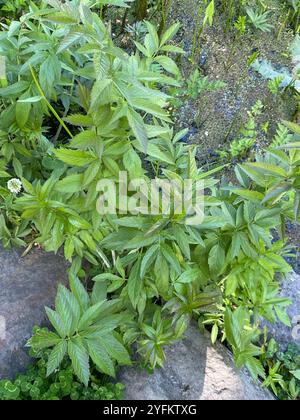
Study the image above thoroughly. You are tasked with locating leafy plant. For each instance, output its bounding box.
[0,0,31,20]
[224,307,265,378]
[261,338,300,399]
[234,15,247,36]
[268,76,285,95]
[191,0,215,63]
[219,100,263,161]
[283,0,300,33]
[0,346,124,400]
[269,123,293,148]
[28,276,131,385]
[246,7,274,32]
[1,0,300,399]
[125,21,148,42]
[170,69,226,109]
[238,124,300,220]
[218,0,245,28]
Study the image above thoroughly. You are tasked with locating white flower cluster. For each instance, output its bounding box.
[7,178,22,194]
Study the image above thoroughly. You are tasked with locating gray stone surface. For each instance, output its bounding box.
[261,272,300,351]
[119,324,275,400]
[0,246,69,379]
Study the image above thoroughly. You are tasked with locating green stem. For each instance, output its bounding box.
[29,65,73,139]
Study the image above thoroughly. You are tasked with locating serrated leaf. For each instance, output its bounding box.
[154,56,180,77]
[172,226,190,260]
[208,244,225,275]
[275,307,291,327]
[128,260,142,308]
[244,162,287,178]
[28,329,61,350]
[68,215,91,230]
[78,301,106,331]
[90,79,112,111]
[69,275,90,314]
[161,243,181,274]
[46,340,67,376]
[145,21,159,53]
[140,244,159,278]
[58,32,82,53]
[160,22,181,46]
[55,285,81,336]
[177,267,202,284]
[146,143,175,164]
[68,339,90,386]
[54,149,96,166]
[55,174,84,193]
[93,273,123,282]
[101,333,131,365]
[231,188,265,202]
[127,108,148,152]
[86,339,115,377]
[45,307,68,338]
[0,81,29,97]
[16,99,30,128]
[65,114,93,127]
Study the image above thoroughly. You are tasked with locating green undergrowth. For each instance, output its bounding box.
[0,0,299,401]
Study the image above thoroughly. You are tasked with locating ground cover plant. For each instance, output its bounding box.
[0,338,125,400]
[0,0,300,401]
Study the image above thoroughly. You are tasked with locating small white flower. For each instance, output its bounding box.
[7,178,22,194]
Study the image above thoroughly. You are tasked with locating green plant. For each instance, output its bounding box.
[1,0,300,398]
[170,69,226,109]
[0,346,124,400]
[234,15,247,36]
[283,0,300,33]
[239,121,300,220]
[218,0,246,29]
[186,71,226,99]
[269,123,293,148]
[219,100,263,161]
[216,0,280,33]
[0,0,31,20]
[28,276,131,385]
[224,307,265,378]
[246,7,274,32]
[0,1,183,254]
[0,0,163,180]
[261,338,300,399]
[268,76,285,95]
[125,21,148,41]
[191,0,215,64]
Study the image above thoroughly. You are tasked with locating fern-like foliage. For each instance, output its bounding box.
[270,124,293,148]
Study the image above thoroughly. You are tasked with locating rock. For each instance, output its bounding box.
[261,272,300,351]
[119,324,274,400]
[0,246,69,379]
